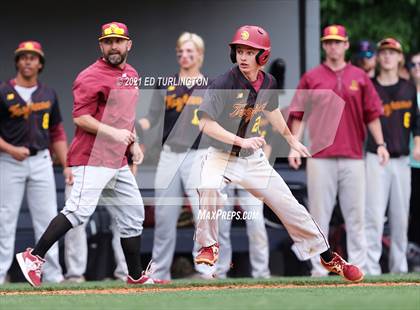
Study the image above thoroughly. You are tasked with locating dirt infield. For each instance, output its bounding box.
[2,282,419,296]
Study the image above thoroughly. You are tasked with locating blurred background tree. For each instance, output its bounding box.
[321,0,420,55]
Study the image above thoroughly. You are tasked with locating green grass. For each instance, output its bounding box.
[1,274,419,310]
[1,273,420,292]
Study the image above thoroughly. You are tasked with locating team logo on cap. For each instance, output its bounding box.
[329,26,339,35]
[104,24,125,36]
[24,42,34,50]
[241,31,250,40]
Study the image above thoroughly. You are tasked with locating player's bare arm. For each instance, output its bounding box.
[138,117,151,130]
[414,136,420,161]
[0,137,29,161]
[199,114,266,151]
[129,127,144,165]
[367,118,390,165]
[73,114,135,145]
[264,108,311,158]
[287,118,306,169]
[51,140,73,185]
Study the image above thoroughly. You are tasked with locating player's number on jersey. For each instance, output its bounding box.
[42,113,50,130]
[403,112,411,129]
[251,116,261,133]
[191,108,200,126]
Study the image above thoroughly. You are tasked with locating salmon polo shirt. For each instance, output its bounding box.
[67,58,139,168]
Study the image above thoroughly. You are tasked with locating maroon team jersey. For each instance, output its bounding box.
[67,58,139,168]
[290,63,383,159]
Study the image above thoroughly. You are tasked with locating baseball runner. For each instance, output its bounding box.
[194,25,364,282]
[15,22,166,287]
[0,41,70,284]
[288,25,389,277]
[365,38,420,274]
[139,32,210,280]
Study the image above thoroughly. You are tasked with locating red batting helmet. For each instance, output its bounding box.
[229,25,271,65]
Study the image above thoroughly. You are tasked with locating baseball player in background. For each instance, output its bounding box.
[139,32,210,280]
[288,25,389,277]
[0,41,70,284]
[365,38,420,275]
[194,25,364,282]
[15,22,166,287]
[408,52,420,248]
[353,40,377,78]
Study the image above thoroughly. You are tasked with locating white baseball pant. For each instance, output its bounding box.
[365,153,411,274]
[217,185,270,278]
[306,157,367,276]
[0,150,63,284]
[64,185,128,280]
[61,165,144,238]
[196,147,329,261]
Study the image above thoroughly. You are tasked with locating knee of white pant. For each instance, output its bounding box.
[119,227,143,238]
[116,212,144,238]
[61,211,89,228]
[198,188,227,202]
[114,208,144,238]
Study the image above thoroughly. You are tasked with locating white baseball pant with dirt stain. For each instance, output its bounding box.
[195,147,329,262]
[217,185,270,278]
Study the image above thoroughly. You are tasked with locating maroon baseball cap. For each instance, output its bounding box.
[15,41,44,58]
[321,25,348,42]
[377,38,403,53]
[99,22,130,41]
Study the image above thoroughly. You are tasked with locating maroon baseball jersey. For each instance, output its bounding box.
[290,63,383,158]
[67,58,139,168]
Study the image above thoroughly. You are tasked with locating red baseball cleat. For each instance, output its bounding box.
[16,248,45,287]
[127,260,170,285]
[321,252,364,282]
[195,243,219,266]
